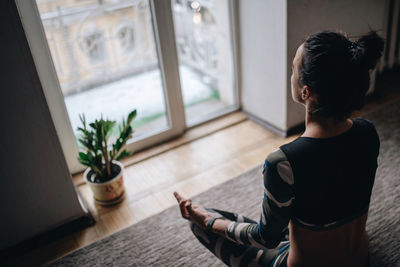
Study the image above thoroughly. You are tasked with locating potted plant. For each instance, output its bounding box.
[77,110,136,206]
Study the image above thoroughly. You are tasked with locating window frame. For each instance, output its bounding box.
[15,0,240,175]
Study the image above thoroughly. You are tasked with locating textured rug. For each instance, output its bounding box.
[50,100,400,267]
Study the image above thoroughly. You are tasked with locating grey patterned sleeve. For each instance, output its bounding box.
[224,148,294,249]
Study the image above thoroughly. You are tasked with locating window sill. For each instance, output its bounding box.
[72,111,248,186]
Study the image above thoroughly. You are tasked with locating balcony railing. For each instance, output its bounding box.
[39,0,219,96]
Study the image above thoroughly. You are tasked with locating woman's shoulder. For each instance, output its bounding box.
[265,148,288,164]
[263,148,289,175]
[263,148,294,185]
[352,117,380,144]
[352,117,380,151]
[352,117,377,130]
[277,137,315,160]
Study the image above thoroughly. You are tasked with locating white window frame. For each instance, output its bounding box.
[15,0,239,175]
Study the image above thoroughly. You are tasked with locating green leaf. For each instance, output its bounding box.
[77,108,137,176]
[78,152,88,161]
[79,114,86,129]
[89,122,97,130]
[127,109,137,124]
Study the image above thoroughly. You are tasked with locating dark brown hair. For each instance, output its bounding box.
[300,31,384,120]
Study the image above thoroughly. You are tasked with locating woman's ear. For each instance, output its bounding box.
[301,86,311,101]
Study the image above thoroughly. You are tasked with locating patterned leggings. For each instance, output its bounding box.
[190,208,290,267]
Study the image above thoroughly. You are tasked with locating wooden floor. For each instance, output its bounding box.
[7,73,400,266]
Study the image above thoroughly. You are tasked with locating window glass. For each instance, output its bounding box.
[36,0,169,144]
[172,0,237,126]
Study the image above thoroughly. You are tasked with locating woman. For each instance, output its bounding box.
[174,30,384,267]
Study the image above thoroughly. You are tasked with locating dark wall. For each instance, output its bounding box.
[0,0,84,249]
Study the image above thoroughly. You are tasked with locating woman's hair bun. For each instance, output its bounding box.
[351,31,384,71]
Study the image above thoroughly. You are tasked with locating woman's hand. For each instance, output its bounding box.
[173,191,211,229]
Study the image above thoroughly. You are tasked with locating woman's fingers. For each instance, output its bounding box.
[174,191,192,219]
[173,191,186,203]
[179,199,191,219]
[174,191,207,226]
[186,203,211,229]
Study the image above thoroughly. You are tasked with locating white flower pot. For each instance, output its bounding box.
[84,160,125,206]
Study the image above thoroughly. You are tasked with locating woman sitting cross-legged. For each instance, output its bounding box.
[174,30,384,267]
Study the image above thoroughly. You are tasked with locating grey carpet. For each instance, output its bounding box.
[51,100,400,267]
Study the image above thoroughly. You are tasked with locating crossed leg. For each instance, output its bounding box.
[190,208,289,267]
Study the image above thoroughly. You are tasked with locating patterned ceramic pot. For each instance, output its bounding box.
[84,160,125,206]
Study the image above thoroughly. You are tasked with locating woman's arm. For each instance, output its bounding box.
[174,148,294,249]
[210,217,231,236]
[217,148,294,249]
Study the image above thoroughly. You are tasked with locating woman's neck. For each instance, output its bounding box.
[302,112,353,139]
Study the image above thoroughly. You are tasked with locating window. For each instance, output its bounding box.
[16,0,239,174]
